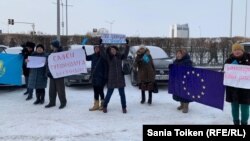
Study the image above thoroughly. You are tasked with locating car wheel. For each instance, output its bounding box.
[131,71,137,86]
[64,78,71,87]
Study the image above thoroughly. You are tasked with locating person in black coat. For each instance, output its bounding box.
[45,40,67,109]
[172,48,193,113]
[21,41,35,100]
[82,45,107,111]
[224,43,250,125]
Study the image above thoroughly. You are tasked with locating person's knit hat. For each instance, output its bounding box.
[232,43,244,52]
[51,39,60,48]
[25,41,35,49]
[36,44,44,51]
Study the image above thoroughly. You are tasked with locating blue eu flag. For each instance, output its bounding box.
[168,65,225,110]
[0,54,23,86]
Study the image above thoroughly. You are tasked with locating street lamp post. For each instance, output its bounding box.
[106,20,115,33]
[245,0,248,39]
[57,0,61,41]
[230,0,233,38]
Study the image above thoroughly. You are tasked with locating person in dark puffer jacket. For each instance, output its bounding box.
[224,43,250,125]
[100,39,130,114]
[82,45,107,111]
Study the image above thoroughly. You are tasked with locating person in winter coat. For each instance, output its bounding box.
[27,44,48,104]
[224,43,250,125]
[45,40,67,109]
[21,41,35,100]
[82,45,107,111]
[134,45,156,105]
[100,39,130,114]
[172,48,193,113]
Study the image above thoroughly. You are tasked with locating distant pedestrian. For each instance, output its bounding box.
[45,40,67,109]
[21,41,35,100]
[82,45,107,111]
[224,43,250,125]
[134,45,156,105]
[172,48,193,113]
[100,39,130,113]
[27,44,48,105]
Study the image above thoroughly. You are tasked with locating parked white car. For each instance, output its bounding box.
[0,46,25,86]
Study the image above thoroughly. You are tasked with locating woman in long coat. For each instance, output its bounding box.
[100,40,130,114]
[27,44,48,104]
[134,46,155,105]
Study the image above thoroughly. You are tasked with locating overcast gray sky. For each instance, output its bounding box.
[0,0,249,37]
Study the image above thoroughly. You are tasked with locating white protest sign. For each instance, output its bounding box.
[48,48,87,78]
[223,64,250,89]
[27,56,46,68]
[101,33,126,44]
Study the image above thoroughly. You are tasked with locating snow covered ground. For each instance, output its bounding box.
[0,76,232,141]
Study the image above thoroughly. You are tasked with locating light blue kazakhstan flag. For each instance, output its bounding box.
[0,53,23,85]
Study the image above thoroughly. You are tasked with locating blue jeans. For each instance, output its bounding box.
[104,88,126,109]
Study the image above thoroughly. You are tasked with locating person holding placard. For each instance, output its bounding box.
[225,43,250,125]
[45,40,67,109]
[172,49,193,113]
[100,39,130,114]
[82,45,108,111]
[27,44,48,104]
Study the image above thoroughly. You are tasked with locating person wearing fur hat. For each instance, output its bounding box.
[225,43,250,125]
[26,44,48,104]
[45,39,67,109]
[134,45,156,105]
[21,41,35,100]
[82,45,108,111]
[100,39,130,114]
[172,48,193,113]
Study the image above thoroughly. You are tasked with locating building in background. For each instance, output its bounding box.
[86,28,109,37]
[169,24,189,38]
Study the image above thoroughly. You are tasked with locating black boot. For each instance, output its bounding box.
[40,93,45,104]
[140,90,145,104]
[33,93,41,105]
[59,103,66,109]
[147,91,152,105]
[26,92,33,101]
[45,103,56,108]
[23,90,29,95]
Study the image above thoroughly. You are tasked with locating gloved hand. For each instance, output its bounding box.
[82,46,85,50]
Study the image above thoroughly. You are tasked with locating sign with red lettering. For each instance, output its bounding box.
[48,48,87,78]
[223,64,250,89]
